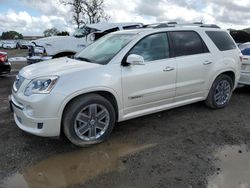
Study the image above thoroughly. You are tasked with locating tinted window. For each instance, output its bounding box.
[206,31,236,51]
[242,48,250,56]
[129,33,169,62]
[170,31,208,57]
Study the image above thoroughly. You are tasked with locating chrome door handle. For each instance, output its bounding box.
[163,67,175,72]
[203,61,213,65]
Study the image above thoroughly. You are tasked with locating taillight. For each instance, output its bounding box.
[0,57,4,62]
[240,55,243,62]
[0,55,7,62]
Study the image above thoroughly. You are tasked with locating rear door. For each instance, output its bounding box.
[169,31,214,101]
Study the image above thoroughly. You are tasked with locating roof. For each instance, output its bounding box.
[114,24,222,36]
[145,22,220,29]
[84,22,143,31]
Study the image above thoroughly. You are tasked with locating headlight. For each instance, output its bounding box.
[24,76,59,96]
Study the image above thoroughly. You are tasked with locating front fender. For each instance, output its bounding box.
[57,86,122,122]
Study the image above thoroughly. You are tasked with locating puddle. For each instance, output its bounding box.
[3,141,156,188]
[207,145,250,188]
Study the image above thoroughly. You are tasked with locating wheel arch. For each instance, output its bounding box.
[59,89,121,135]
[222,71,235,87]
[210,69,236,91]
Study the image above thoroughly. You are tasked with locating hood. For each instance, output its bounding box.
[33,36,79,46]
[20,57,100,80]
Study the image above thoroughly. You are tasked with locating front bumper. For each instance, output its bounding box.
[238,71,250,85]
[9,93,63,137]
[27,56,52,64]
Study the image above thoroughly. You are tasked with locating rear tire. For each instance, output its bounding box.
[205,74,233,109]
[63,94,116,147]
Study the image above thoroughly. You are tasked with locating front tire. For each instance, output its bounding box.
[205,74,233,109]
[63,94,116,147]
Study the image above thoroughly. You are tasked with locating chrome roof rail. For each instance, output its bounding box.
[143,22,221,29]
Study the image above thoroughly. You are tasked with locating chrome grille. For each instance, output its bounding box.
[13,74,25,92]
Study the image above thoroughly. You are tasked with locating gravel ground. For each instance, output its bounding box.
[0,49,250,188]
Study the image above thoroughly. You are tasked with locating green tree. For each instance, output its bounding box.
[1,31,23,39]
[57,31,70,36]
[43,28,60,37]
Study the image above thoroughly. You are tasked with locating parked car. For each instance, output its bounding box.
[17,40,31,49]
[238,43,250,85]
[2,41,17,49]
[10,23,241,147]
[0,51,11,75]
[238,42,250,50]
[27,22,143,64]
[0,41,3,48]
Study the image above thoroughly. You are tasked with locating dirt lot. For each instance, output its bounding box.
[1,49,250,188]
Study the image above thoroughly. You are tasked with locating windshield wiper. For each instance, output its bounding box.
[75,57,92,63]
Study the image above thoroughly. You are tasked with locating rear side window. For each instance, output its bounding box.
[170,31,209,57]
[206,31,236,51]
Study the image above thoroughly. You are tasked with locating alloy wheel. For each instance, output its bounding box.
[214,80,231,106]
[74,104,110,141]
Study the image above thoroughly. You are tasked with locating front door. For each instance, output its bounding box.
[121,33,177,117]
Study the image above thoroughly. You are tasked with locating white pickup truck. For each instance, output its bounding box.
[27,22,143,64]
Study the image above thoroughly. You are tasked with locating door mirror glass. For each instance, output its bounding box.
[126,54,145,65]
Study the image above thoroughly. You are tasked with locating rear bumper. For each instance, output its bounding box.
[239,71,250,85]
[27,56,52,64]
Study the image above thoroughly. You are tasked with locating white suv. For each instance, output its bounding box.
[10,23,241,146]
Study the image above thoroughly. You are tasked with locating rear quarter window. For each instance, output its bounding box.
[206,31,237,51]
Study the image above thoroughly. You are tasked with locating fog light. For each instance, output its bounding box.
[25,105,34,116]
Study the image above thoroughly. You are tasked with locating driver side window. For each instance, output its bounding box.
[129,33,170,62]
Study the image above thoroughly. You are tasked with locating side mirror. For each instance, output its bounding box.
[126,54,145,66]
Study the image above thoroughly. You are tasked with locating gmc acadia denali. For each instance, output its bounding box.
[10,23,241,146]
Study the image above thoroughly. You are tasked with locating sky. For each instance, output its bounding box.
[0,0,250,36]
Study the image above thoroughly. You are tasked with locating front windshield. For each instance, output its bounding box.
[73,27,99,37]
[75,34,136,65]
